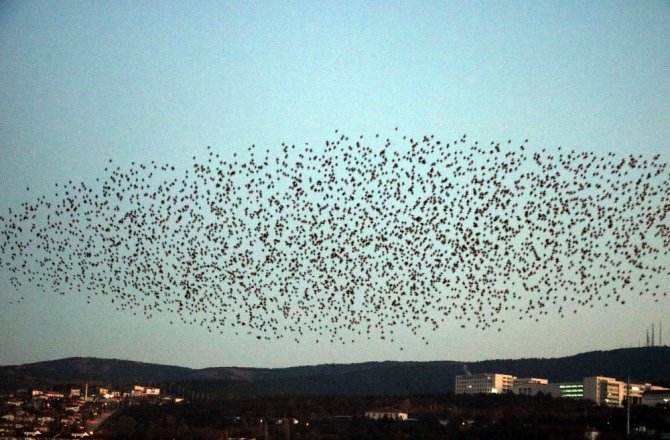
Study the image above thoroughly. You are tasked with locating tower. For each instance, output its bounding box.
[652,323,655,346]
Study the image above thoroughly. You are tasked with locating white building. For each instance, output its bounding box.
[584,376,624,407]
[455,373,516,394]
[511,375,670,407]
[516,378,549,385]
[513,378,551,396]
[513,379,585,399]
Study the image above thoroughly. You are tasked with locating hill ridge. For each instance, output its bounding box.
[2,346,668,396]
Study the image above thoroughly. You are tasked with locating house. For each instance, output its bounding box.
[37,416,54,425]
[145,387,160,396]
[61,416,76,425]
[365,408,408,421]
[584,429,600,440]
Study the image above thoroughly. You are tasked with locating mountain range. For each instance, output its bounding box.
[1,346,668,396]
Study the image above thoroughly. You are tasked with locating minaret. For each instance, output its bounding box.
[626,376,631,437]
[283,411,290,440]
[646,329,650,347]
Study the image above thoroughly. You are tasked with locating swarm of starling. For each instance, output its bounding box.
[1,130,668,344]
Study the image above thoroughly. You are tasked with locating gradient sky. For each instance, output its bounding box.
[1,1,669,369]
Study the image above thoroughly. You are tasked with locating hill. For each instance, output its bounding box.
[1,346,668,395]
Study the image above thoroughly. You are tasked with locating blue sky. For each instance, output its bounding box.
[1,1,669,369]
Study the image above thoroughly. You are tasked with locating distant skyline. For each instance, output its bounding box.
[1,1,669,369]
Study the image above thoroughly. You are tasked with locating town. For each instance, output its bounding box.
[0,384,180,438]
[1,371,669,440]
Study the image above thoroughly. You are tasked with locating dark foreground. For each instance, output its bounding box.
[98,394,670,440]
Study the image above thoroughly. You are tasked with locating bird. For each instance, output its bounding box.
[0,130,668,345]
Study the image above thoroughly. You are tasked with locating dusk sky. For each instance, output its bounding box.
[1,1,669,369]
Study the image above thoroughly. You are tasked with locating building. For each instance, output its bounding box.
[625,382,653,405]
[516,378,549,385]
[145,387,160,396]
[553,382,584,400]
[641,390,670,407]
[511,375,670,407]
[365,408,409,421]
[455,373,516,394]
[511,377,615,405]
[513,378,551,396]
[512,379,584,399]
[512,378,549,396]
[584,376,624,407]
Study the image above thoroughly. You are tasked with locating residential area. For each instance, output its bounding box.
[0,384,179,438]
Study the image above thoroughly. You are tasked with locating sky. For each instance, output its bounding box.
[1,1,669,370]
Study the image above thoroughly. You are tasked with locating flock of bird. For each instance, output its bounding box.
[1,130,669,344]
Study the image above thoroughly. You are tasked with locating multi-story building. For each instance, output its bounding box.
[455,373,516,394]
[512,377,612,404]
[515,378,548,385]
[554,382,585,400]
[512,378,584,400]
[462,371,668,408]
[625,382,650,405]
[583,376,623,407]
[511,375,670,407]
[512,378,548,396]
